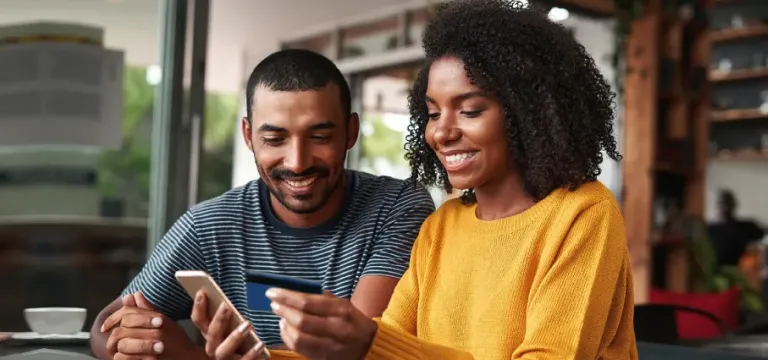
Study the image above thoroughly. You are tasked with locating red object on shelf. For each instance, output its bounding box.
[650,287,741,339]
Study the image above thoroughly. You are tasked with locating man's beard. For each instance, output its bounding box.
[256,162,341,214]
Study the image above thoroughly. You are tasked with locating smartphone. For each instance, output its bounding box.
[245,271,323,312]
[175,270,270,359]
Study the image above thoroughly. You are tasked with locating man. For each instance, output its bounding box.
[92,49,435,359]
[708,189,764,267]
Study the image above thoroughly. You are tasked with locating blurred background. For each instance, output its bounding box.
[0,0,767,358]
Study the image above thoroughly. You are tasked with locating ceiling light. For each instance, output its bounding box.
[548,7,570,22]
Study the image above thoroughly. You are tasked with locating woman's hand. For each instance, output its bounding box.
[266,289,377,360]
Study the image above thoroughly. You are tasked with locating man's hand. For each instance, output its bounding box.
[190,290,267,360]
[101,292,205,360]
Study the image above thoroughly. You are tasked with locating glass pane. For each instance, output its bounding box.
[341,15,401,59]
[357,64,458,206]
[197,9,242,202]
[0,0,163,334]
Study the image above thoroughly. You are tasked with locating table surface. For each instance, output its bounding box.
[0,333,94,358]
[4,335,768,359]
[639,342,768,359]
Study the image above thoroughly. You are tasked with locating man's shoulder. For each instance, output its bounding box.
[188,180,260,223]
[350,170,433,205]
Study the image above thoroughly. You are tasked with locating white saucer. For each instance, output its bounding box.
[11,331,90,340]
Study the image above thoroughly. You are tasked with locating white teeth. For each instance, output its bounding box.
[446,152,476,165]
[285,177,316,188]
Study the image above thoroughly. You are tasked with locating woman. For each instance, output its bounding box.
[265,0,638,359]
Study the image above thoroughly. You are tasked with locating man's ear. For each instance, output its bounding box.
[241,116,253,151]
[346,112,360,150]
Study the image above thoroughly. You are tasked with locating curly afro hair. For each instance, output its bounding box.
[405,0,621,204]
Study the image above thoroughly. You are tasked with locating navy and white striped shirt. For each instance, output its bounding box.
[123,170,434,345]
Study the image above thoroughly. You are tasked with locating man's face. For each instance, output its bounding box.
[242,84,358,214]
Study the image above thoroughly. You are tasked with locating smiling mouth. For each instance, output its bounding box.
[445,152,477,165]
[284,176,318,189]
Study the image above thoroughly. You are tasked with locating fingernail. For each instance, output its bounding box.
[196,292,203,302]
[270,302,280,312]
[153,341,164,354]
[254,341,265,352]
[265,288,277,299]
[99,324,105,332]
[151,317,162,327]
[279,319,286,330]
[237,321,250,333]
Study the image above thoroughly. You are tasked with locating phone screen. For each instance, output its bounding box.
[245,271,323,312]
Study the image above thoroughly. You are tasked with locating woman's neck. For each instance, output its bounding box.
[474,172,535,221]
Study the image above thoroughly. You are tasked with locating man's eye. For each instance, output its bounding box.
[261,137,283,145]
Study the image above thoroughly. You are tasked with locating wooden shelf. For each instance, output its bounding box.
[711,108,768,122]
[711,25,768,42]
[711,149,768,162]
[710,67,768,82]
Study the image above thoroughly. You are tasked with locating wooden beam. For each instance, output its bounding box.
[686,2,713,220]
[623,12,661,304]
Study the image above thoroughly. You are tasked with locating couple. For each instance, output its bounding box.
[91,1,638,359]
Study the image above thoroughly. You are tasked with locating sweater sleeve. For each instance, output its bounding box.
[364,215,474,360]
[512,199,631,360]
[366,319,474,360]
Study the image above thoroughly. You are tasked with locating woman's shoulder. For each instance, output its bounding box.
[429,197,471,220]
[415,197,473,233]
[557,181,621,215]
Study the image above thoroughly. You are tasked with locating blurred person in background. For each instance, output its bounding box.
[211,0,638,359]
[708,189,765,267]
[92,49,434,360]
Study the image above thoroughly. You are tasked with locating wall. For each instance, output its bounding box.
[706,160,768,225]
[231,7,625,191]
[561,14,622,196]
[230,0,421,187]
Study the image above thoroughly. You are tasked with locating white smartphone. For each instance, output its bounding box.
[175,270,270,359]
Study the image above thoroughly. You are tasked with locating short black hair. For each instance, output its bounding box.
[245,49,351,122]
[719,189,736,203]
[405,0,621,204]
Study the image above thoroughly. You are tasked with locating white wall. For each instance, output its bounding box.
[0,0,419,94]
[0,0,624,193]
[561,14,622,196]
[230,0,421,187]
[232,8,625,190]
[706,161,768,225]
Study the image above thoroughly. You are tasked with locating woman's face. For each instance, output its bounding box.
[425,57,511,191]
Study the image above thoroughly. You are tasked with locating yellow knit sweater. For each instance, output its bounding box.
[272,181,638,360]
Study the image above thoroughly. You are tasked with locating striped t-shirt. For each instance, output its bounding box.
[123,170,435,345]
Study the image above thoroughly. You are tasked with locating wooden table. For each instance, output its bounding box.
[639,342,768,359]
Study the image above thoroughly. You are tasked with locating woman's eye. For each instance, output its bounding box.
[428,113,440,120]
[461,110,483,118]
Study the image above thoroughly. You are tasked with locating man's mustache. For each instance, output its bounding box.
[269,167,330,180]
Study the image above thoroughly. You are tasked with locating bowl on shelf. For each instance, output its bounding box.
[23,307,87,335]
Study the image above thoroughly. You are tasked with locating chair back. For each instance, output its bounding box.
[635,304,733,344]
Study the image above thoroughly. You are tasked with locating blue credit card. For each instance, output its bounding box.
[245,271,323,312]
